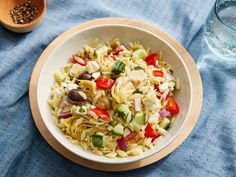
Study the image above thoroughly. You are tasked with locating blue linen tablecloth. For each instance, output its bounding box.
[0,0,235,176]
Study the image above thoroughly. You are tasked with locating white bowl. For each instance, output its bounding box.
[37,23,194,164]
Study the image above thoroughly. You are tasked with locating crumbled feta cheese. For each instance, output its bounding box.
[159,82,169,93]
[92,72,101,79]
[165,72,175,81]
[54,88,63,98]
[61,82,67,87]
[86,61,100,73]
[63,83,78,93]
[72,105,87,115]
[148,112,160,124]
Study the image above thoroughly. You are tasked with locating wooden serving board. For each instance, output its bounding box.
[29,18,202,171]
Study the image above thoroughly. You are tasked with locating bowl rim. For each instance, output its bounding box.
[29,17,202,170]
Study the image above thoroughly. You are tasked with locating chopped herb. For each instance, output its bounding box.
[79,107,85,113]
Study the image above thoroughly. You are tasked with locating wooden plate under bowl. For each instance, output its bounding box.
[29,17,202,171]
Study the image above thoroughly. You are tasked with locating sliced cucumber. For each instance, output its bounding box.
[159,118,171,129]
[92,133,104,148]
[131,49,147,61]
[133,112,146,125]
[132,121,143,132]
[116,104,131,121]
[113,60,126,74]
[112,123,124,136]
[95,45,108,57]
[131,112,146,132]
[168,117,175,128]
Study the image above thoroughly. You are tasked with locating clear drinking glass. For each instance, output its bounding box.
[204,0,236,60]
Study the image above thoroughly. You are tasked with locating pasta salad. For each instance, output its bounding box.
[48,39,180,158]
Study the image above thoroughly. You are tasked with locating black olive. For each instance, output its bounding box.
[77,72,92,80]
[67,89,87,105]
[67,97,83,105]
[134,66,143,70]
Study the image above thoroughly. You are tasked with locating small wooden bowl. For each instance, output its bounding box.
[0,0,46,33]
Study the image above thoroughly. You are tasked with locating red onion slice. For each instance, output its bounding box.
[159,109,171,118]
[59,111,72,119]
[117,137,127,150]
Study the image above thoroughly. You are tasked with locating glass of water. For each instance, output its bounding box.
[204,0,236,60]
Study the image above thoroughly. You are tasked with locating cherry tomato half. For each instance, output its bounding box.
[165,97,179,115]
[153,70,163,77]
[96,77,115,90]
[90,107,110,120]
[144,124,159,139]
[145,53,157,66]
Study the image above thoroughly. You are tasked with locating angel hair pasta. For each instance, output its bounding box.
[48,39,180,158]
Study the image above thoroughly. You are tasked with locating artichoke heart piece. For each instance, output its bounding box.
[86,61,100,73]
[128,70,147,83]
[59,117,77,135]
[70,64,87,77]
[83,45,94,58]
[48,96,62,109]
[111,77,135,103]
[95,45,109,57]
[54,66,72,83]
[143,91,161,111]
[79,80,96,97]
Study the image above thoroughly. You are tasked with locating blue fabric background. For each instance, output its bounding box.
[0,0,235,176]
